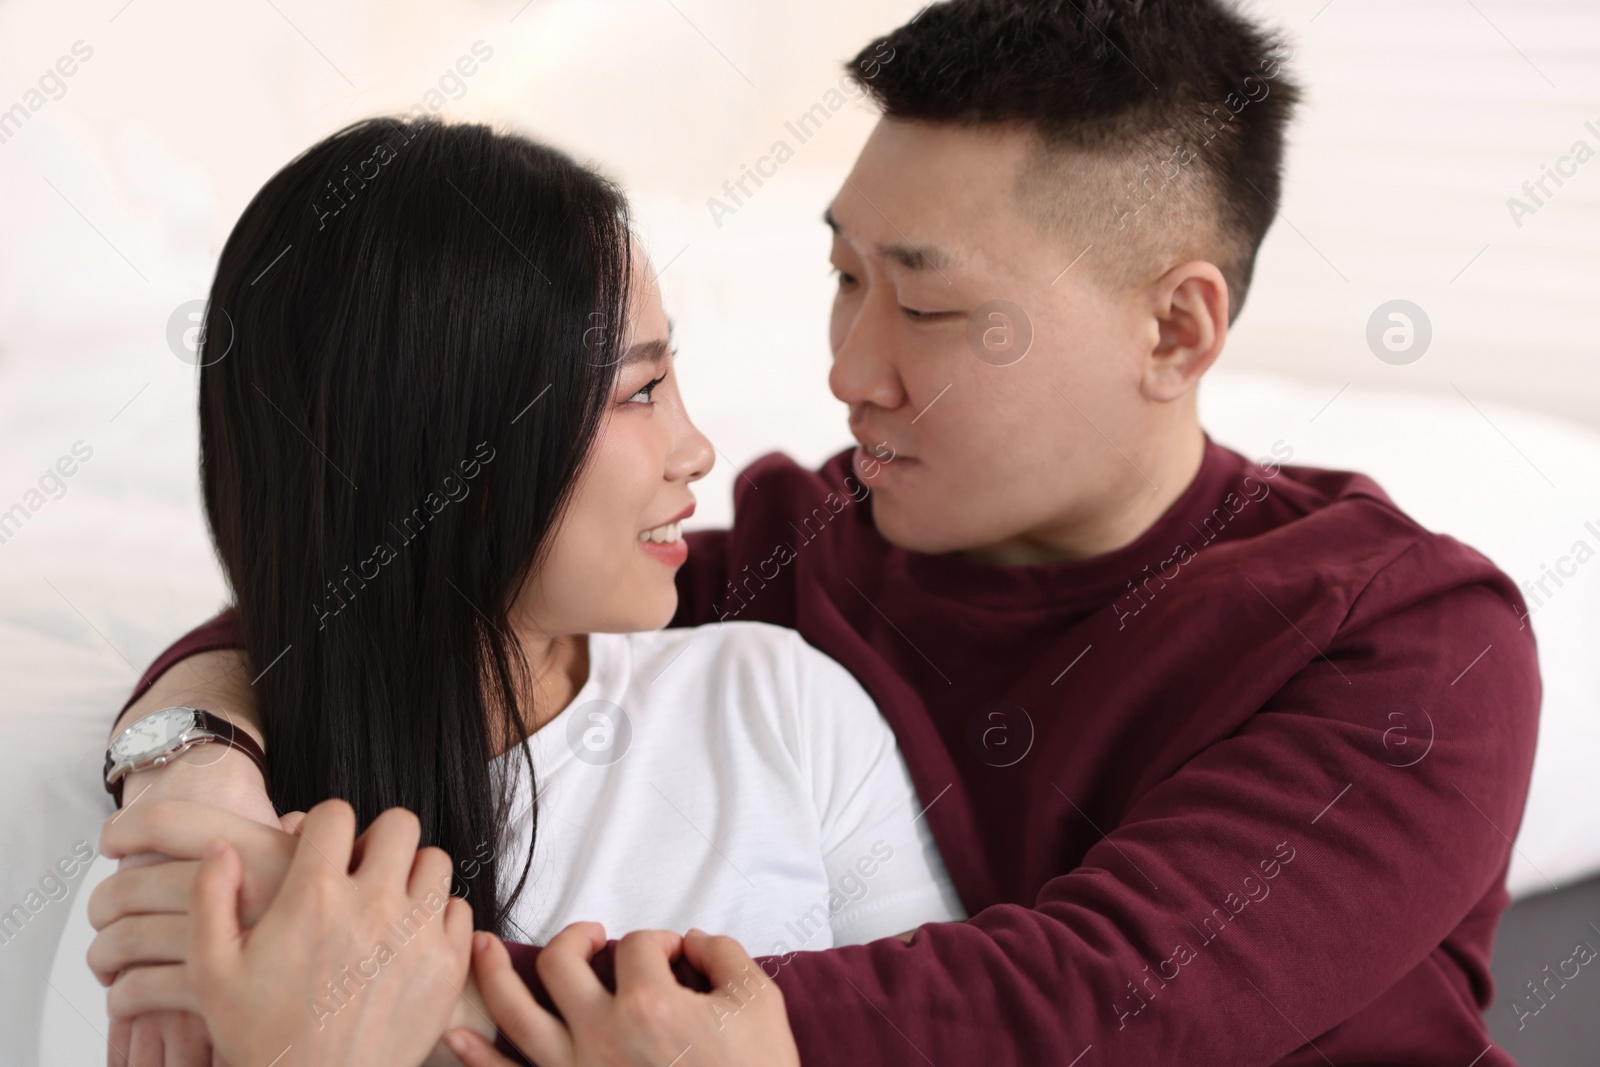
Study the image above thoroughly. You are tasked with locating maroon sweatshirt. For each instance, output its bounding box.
[125,437,1540,1067]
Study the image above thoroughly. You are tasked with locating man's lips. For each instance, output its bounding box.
[853,437,914,464]
[852,443,915,486]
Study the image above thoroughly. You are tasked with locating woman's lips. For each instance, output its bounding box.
[637,501,693,567]
[638,537,689,566]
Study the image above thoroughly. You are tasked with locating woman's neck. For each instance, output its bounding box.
[490,629,590,757]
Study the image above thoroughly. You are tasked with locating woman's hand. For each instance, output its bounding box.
[189,799,473,1067]
[92,802,300,1012]
[442,924,800,1067]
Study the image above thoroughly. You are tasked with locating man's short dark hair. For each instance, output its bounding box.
[847,0,1300,321]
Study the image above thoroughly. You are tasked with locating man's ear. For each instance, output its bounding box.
[1140,260,1229,403]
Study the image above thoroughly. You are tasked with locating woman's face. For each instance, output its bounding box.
[514,249,715,637]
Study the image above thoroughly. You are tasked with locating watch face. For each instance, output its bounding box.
[112,707,197,763]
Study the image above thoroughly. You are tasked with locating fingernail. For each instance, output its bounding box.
[473,932,492,953]
[445,1031,471,1056]
[202,840,227,858]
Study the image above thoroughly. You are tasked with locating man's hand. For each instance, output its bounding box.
[443,924,800,1067]
[104,649,273,1067]
[190,800,473,1067]
[91,802,300,1009]
[93,799,496,1064]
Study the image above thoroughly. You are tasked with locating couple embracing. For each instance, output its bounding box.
[92,2,1540,1065]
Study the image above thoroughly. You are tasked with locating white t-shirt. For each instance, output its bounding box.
[491,621,966,955]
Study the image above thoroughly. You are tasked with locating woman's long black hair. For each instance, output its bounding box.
[196,116,633,934]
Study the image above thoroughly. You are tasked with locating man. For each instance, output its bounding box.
[103,1,1539,1064]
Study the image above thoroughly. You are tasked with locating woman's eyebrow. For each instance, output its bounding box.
[619,338,671,367]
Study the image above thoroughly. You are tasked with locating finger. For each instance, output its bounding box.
[408,846,454,901]
[108,966,196,1017]
[278,811,307,835]
[533,922,609,1024]
[187,842,243,985]
[472,933,573,1067]
[279,799,358,893]
[443,896,474,962]
[431,897,476,1006]
[614,929,686,994]
[160,1010,212,1067]
[127,1013,162,1067]
[89,915,189,984]
[350,807,421,889]
[108,966,200,1017]
[682,929,770,998]
[90,862,200,931]
[101,801,284,863]
[108,1016,131,1067]
[444,1029,522,1067]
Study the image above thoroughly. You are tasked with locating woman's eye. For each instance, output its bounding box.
[832,267,858,288]
[626,372,668,405]
[901,306,941,320]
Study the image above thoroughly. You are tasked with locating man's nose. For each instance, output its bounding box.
[830,303,905,412]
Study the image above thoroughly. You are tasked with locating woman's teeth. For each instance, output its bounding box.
[639,521,682,544]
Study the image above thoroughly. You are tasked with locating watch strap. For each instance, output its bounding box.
[106,708,268,808]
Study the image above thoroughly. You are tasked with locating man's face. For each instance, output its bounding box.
[827,119,1169,562]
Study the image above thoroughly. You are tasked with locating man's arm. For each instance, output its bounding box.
[494,541,1541,1067]
[100,632,496,1062]
[111,648,273,820]
[100,640,279,1067]
[763,546,1538,1066]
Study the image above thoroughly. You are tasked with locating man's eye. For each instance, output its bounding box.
[832,268,859,287]
[901,306,942,320]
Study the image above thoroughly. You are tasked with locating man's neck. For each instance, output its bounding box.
[961,424,1209,567]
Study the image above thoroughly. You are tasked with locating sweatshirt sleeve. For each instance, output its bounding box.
[752,536,1541,1065]
[116,609,246,720]
[508,536,1539,1067]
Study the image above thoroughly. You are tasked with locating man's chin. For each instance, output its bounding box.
[869,501,979,558]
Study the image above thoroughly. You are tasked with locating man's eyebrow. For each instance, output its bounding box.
[877,241,953,272]
[822,206,954,273]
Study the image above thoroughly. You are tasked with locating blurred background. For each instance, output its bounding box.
[0,0,1595,1064]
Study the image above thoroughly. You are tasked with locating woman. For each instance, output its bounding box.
[90,116,962,1064]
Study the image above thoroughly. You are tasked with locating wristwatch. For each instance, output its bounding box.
[104,706,268,807]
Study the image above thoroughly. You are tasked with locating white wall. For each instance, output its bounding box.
[1224,0,1600,435]
[1,0,1594,523]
